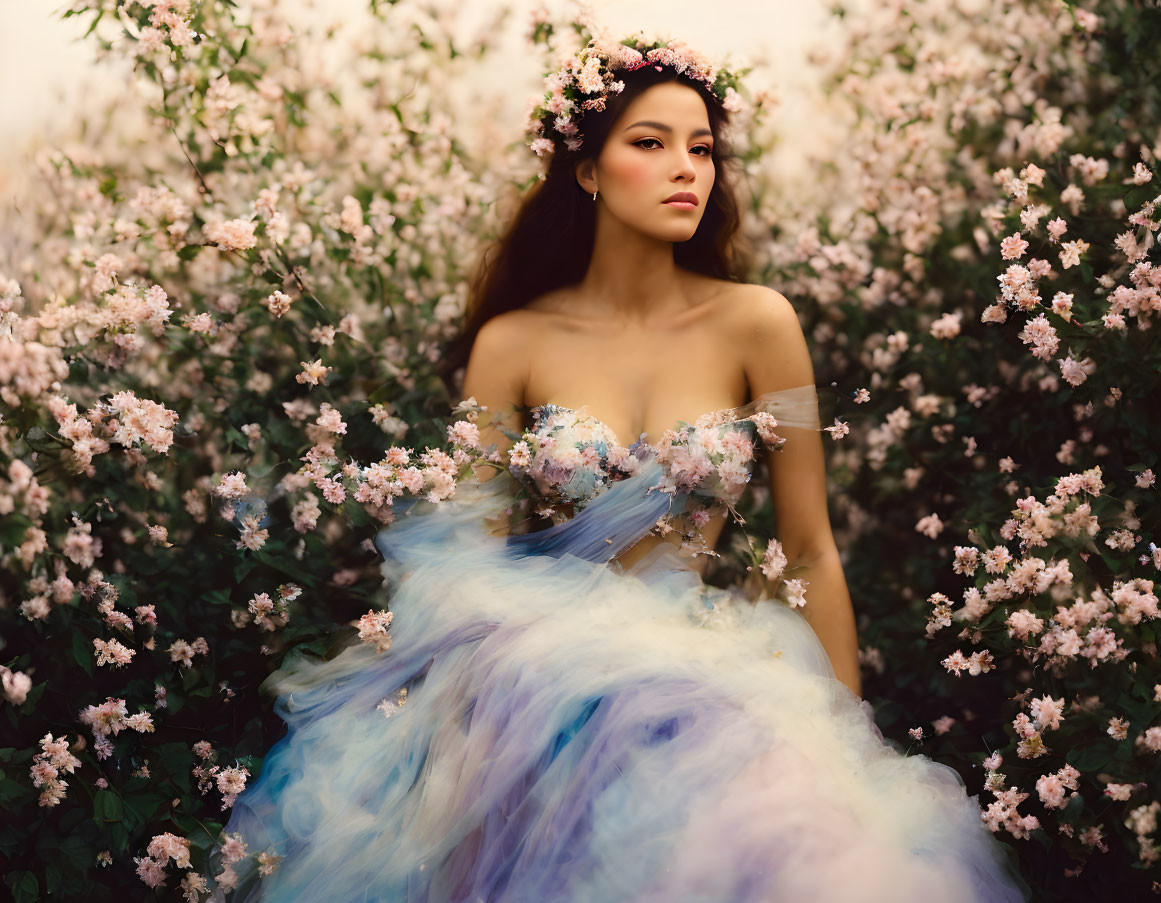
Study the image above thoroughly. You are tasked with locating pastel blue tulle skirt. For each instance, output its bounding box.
[207,462,1030,902]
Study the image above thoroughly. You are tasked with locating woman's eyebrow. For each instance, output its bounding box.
[622,120,713,138]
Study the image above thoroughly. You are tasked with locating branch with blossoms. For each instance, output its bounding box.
[730,0,1161,889]
[913,131,1161,868]
[0,0,533,897]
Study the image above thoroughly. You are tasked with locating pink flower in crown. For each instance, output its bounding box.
[526,30,740,157]
[546,92,573,115]
[576,57,605,93]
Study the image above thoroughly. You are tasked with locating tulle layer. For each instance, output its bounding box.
[208,467,1029,903]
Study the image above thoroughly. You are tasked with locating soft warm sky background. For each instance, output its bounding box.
[0,0,853,199]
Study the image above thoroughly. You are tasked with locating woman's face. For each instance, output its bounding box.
[577,81,716,242]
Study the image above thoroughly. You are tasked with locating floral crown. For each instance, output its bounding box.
[525,27,749,159]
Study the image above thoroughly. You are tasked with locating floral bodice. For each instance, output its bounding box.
[502,389,822,557]
[512,402,779,506]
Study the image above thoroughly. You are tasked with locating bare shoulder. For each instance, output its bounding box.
[716,283,813,388]
[699,281,799,345]
[471,302,558,353]
[472,307,530,349]
[462,310,535,406]
[723,283,798,330]
[463,300,564,399]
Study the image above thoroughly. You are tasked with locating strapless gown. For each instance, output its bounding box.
[205,386,1031,903]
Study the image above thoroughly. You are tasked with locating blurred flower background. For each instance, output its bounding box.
[0,0,849,200]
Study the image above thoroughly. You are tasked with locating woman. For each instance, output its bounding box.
[207,33,1032,903]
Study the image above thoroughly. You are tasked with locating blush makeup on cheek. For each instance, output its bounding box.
[606,149,654,192]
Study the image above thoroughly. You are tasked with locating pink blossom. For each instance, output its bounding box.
[1000,232,1029,260]
[261,290,293,318]
[203,218,258,252]
[168,640,195,668]
[135,856,168,888]
[219,833,248,864]
[296,359,330,386]
[315,403,347,435]
[1,666,32,705]
[215,864,239,891]
[1135,726,1161,754]
[508,440,532,468]
[447,419,481,449]
[257,850,282,876]
[760,538,787,581]
[1029,695,1065,732]
[1104,782,1136,801]
[147,832,191,869]
[180,872,208,902]
[915,512,944,539]
[135,604,157,626]
[125,712,155,733]
[93,637,135,668]
[212,471,249,499]
[357,609,395,652]
[782,577,808,609]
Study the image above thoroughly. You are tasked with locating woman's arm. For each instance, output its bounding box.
[739,287,862,699]
[459,312,529,483]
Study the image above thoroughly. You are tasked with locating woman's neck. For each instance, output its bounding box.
[576,218,685,321]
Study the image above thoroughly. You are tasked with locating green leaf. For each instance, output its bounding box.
[0,774,34,807]
[45,864,64,895]
[72,630,93,677]
[235,558,258,581]
[110,822,129,854]
[93,789,123,824]
[5,870,38,903]
[17,681,46,714]
[181,666,202,692]
[0,513,31,545]
[1066,742,1115,772]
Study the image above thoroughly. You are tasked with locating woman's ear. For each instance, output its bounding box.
[574,159,596,196]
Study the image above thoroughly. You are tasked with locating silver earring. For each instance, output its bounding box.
[592,190,597,201]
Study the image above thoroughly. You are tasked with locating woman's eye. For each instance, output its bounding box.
[633,138,712,156]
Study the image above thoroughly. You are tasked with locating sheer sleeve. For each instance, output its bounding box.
[731,383,837,432]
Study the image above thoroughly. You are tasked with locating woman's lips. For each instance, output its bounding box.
[663,200,697,210]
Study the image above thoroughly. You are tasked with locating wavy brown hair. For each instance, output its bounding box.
[439,63,754,391]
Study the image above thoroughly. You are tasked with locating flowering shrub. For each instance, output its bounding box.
[723,0,1161,895]
[0,0,517,898]
[1,0,1159,899]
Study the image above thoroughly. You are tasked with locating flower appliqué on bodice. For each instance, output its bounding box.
[507,400,791,556]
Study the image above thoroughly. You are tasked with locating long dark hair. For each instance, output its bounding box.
[439,64,754,391]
